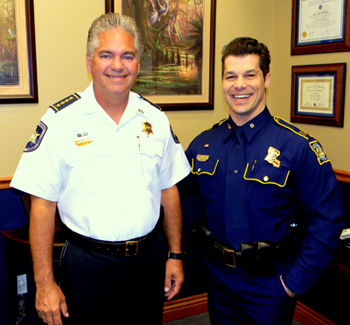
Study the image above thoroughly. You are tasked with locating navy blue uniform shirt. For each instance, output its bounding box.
[184,107,344,293]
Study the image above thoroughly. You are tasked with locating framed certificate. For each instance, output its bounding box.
[291,0,350,55]
[291,63,346,127]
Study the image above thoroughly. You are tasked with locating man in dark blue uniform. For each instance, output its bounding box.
[182,37,344,324]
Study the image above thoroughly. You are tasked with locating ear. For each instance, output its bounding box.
[137,61,140,76]
[264,72,271,89]
[86,53,92,74]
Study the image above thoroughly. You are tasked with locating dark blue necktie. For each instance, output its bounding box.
[225,126,250,249]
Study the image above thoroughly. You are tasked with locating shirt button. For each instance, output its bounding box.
[197,168,201,172]
[263,176,269,182]
[234,170,238,174]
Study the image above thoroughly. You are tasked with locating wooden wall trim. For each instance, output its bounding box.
[293,301,337,325]
[0,177,11,189]
[162,293,208,323]
[334,169,350,183]
[162,294,336,324]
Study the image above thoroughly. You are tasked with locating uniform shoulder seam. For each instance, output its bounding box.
[202,117,228,133]
[137,93,162,111]
[273,116,312,140]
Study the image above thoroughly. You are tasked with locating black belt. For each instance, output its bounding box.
[213,241,244,268]
[64,226,158,256]
[213,240,287,268]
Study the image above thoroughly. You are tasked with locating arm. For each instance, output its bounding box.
[29,196,68,325]
[283,143,344,294]
[161,185,184,300]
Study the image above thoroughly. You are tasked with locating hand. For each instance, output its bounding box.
[164,258,184,300]
[280,276,296,298]
[35,282,69,325]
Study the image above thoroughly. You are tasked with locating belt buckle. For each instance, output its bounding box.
[125,240,139,256]
[223,247,236,268]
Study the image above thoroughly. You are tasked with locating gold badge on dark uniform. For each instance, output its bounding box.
[265,146,281,167]
[142,121,153,137]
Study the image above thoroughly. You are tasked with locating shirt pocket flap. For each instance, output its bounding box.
[191,158,219,176]
[244,164,290,187]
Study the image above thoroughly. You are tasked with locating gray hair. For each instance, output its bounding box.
[86,13,143,59]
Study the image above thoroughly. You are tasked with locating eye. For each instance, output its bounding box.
[225,75,236,80]
[100,53,111,59]
[123,55,135,61]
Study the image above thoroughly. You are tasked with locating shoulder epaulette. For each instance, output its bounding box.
[202,117,228,133]
[274,116,312,140]
[137,93,162,111]
[50,93,81,113]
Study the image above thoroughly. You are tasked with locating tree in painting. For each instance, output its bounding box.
[0,0,18,86]
[122,0,205,97]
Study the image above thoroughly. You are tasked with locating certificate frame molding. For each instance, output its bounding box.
[0,0,38,104]
[291,63,346,127]
[291,0,350,55]
[105,0,216,111]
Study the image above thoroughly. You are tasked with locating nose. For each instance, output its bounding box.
[234,75,245,89]
[110,57,123,71]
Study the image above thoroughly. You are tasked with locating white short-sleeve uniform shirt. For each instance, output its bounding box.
[11,83,190,241]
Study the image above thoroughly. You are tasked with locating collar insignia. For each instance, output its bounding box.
[265,146,281,167]
[142,121,153,137]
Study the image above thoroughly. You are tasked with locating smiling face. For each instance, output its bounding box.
[222,54,271,126]
[86,28,140,105]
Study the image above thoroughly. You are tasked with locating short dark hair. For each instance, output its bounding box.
[221,37,270,79]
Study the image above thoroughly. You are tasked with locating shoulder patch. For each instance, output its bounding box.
[170,125,180,144]
[137,93,162,111]
[24,121,48,152]
[274,117,312,140]
[309,140,330,165]
[50,93,81,113]
[202,117,228,133]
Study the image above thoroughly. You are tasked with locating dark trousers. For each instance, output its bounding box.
[59,231,168,325]
[205,259,297,325]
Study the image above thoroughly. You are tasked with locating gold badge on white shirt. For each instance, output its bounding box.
[142,121,153,137]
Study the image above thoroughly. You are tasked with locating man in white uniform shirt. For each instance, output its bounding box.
[11,13,190,325]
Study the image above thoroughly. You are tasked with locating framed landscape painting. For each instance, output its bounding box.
[106,0,216,111]
[0,0,38,103]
